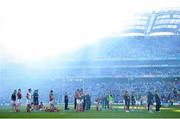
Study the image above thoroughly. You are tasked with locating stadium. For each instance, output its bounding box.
[0,2,180,118]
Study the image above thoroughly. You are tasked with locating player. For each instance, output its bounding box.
[95,97,100,112]
[136,92,142,112]
[26,88,32,112]
[16,88,22,112]
[155,90,161,112]
[131,91,136,112]
[108,94,113,111]
[142,95,147,110]
[49,90,55,112]
[76,89,81,112]
[64,92,69,110]
[33,89,39,111]
[39,102,46,111]
[147,91,154,113]
[74,90,77,110]
[11,90,17,112]
[124,91,130,112]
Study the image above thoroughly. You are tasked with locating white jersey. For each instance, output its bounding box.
[26,92,32,104]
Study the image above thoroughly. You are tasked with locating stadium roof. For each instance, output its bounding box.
[122,8,180,36]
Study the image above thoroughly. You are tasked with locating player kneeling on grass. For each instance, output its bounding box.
[26,88,32,113]
[11,90,17,112]
[16,88,22,112]
[39,102,46,111]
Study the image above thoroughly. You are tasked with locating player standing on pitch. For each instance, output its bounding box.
[155,90,161,112]
[26,88,32,112]
[131,91,136,112]
[124,91,130,112]
[64,92,69,111]
[108,94,113,111]
[49,90,55,112]
[33,89,39,111]
[11,90,17,112]
[147,91,154,113]
[17,89,22,112]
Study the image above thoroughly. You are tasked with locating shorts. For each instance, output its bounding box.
[148,101,153,105]
[26,99,31,105]
[136,101,140,105]
[142,101,147,105]
[132,101,136,106]
[109,101,113,104]
[49,100,54,105]
[123,100,125,105]
[125,101,130,106]
[17,99,21,105]
[11,100,16,106]
[76,99,81,104]
[34,99,39,105]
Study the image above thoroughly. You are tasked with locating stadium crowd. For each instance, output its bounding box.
[91,36,180,59]
[63,78,180,104]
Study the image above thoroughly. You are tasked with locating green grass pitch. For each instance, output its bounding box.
[0,105,180,118]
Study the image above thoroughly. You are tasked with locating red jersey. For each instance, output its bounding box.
[49,93,54,101]
[17,92,22,99]
[76,92,80,99]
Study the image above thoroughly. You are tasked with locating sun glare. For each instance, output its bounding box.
[0,0,180,62]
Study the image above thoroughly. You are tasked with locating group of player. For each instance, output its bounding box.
[11,88,161,113]
[11,89,22,112]
[94,90,161,113]
[123,90,161,113]
[11,88,60,112]
[74,89,91,112]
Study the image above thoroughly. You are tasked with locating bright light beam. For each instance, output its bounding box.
[0,0,180,62]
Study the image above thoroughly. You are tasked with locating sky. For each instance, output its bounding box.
[0,0,180,62]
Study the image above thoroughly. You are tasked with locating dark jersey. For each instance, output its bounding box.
[131,95,136,102]
[147,92,154,104]
[64,95,68,102]
[33,92,39,100]
[155,93,161,104]
[124,95,130,102]
[11,93,16,101]
[49,93,54,101]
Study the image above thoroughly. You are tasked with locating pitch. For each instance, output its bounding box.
[0,105,180,118]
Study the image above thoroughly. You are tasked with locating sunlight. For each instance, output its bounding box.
[0,0,180,62]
